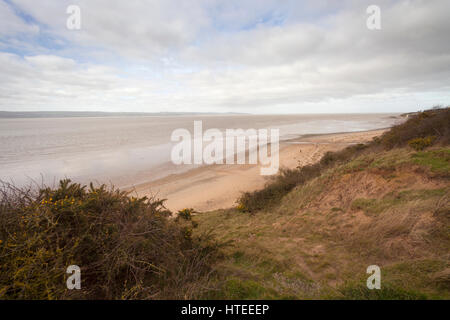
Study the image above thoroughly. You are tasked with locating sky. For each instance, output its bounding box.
[0,0,449,114]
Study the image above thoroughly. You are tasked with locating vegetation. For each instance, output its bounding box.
[238,107,450,213]
[196,147,449,299]
[1,107,449,300]
[196,107,449,299]
[408,136,436,151]
[412,149,450,175]
[379,108,450,149]
[0,180,223,299]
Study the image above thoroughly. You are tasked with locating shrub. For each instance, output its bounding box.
[0,180,222,299]
[237,107,450,213]
[408,136,436,151]
[377,108,450,149]
[237,166,321,212]
[176,208,195,220]
[237,143,370,212]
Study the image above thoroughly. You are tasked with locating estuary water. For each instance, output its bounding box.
[0,114,400,188]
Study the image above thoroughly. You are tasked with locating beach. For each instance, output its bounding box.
[131,129,387,212]
[0,114,399,188]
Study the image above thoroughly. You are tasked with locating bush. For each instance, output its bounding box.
[238,143,370,212]
[377,108,450,149]
[238,107,450,213]
[176,208,195,221]
[0,180,222,299]
[237,166,321,212]
[408,136,436,151]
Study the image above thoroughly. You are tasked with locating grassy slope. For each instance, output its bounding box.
[194,147,450,299]
[1,108,448,299]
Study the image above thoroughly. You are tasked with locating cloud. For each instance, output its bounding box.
[0,0,449,113]
[0,0,39,35]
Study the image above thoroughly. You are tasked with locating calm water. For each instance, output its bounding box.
[0,114,400,187]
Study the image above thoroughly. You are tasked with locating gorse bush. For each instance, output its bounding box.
[376,108,450,149]
[176,208,195,221]
[0,180,222,299]
[238,107,450,213]
[408,136,436,151]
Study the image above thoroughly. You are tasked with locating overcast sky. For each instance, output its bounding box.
[0,0,449,114]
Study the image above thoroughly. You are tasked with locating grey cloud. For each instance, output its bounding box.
[0,0,449,113]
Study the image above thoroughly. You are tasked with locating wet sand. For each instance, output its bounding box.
[130,129,386,212]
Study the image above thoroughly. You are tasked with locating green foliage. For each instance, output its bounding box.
[237,107,450,213]
[351,198,380,216]
[412,148,450,175]
[338,283,428,300]
[236,143,370,213]
[351,188,448,217]
[408,136,436,151]
[218,279,270,299]
[384,260,450,297]
[377,108,450,149]
[0,180,222,299]
[176,208,195,220]
[237,168,313,213]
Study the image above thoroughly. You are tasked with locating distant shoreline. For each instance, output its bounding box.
[130,128,388,212]
[0,113,401,190]
[0,111,405,119]
[0,111,249,119]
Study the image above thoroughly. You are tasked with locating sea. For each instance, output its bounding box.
[0,113,401,188]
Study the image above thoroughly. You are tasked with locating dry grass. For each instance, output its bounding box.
[237,107,450,213]
[2,107,449,300]
[195,147,450,299]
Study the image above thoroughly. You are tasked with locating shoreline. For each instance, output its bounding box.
[129,128,387,212]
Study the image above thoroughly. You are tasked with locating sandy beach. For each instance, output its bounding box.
[130,129,387,212]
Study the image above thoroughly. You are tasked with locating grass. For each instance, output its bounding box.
[237,108,450,213]
[351,198,380,216]
[194,139,450,299]
[412,148,450,175]
[1,107,449,300]
[337,283,429,300]
[197,108,449,299]
[383,260,450,297]
[337,259,449,300]
[216,279,271,299]
[351,188,449,216]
